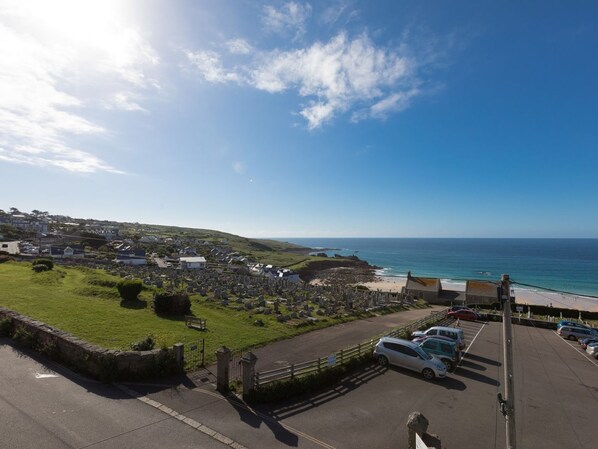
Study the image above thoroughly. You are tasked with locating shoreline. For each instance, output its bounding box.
[352,275,598,312]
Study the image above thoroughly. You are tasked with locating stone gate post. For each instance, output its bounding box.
[240,352,258,400]
[216,346,232,393]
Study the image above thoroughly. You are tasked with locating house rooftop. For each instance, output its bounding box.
[466,280,499,298]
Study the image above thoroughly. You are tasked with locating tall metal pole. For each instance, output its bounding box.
[501,274,516,449]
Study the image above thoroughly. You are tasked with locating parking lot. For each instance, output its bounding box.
[137,318,598,449]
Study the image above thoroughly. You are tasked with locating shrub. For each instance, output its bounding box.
[130,335,155,351]
[0,255,14,264]
[32,264,49,273]
[13,326,36,348]
[246,354,374,403]
[153,292,191,315]
[32,258,54,270]
[0,317,12,337]
[117,279,143,301]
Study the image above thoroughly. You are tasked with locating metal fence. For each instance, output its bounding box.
[183,339,205,371]
[254,309,449,388]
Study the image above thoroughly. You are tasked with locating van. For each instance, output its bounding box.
[557,326,598,341]
[412,326,466,350]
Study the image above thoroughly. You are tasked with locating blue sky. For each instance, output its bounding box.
[1,0,597,238]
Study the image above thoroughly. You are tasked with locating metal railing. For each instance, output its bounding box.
[255,308,449,387]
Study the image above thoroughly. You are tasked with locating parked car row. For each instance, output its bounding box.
[373,323,469,380]
[557,320,598,342]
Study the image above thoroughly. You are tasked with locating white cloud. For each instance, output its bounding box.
[186,50,242,83]
[104,92,147,112]
[262,2,312,40]
[251,32,416,128]
[0,0,158,174]
[226,38,253,55]
[186,32,424,129]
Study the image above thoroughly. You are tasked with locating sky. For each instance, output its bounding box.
[1,0,597,238]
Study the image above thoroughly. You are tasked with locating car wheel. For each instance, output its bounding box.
[442,359,455,371]
[422,368,435,380]
[568,335,577,341]
[377,355,389,367]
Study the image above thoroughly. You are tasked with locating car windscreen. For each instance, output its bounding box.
[415,347,431,360]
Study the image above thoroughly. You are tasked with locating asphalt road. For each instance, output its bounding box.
[0,339,232,449]
[137,320,598,449]
[3,318,597,449]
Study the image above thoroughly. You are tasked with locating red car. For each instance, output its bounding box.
[448,309,480,321]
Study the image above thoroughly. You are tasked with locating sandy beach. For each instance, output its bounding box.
[355,276,598,313]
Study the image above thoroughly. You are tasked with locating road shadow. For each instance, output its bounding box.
[386,365,467,391]
[224,395,299,447]
[459,359,487,371]
[454,367,500,386]
[1,339,132,400]
[251,363,389,422]
[463,352,501,367]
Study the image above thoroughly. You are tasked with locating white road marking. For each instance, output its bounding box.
[35,373,59,379]
[454,322,486,372]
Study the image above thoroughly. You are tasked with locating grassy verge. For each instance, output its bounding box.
[0,262,404,365]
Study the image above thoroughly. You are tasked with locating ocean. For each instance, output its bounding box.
[279,238,598,297]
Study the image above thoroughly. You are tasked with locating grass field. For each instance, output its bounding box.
[0,261,395,364]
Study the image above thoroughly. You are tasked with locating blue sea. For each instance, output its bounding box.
[279,238,598,297]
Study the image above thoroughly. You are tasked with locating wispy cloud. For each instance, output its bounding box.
[262,2,312,40]
[185,50,242,83]
[0,0,158,174]
[226,38,253,55]
[186,31,421,129]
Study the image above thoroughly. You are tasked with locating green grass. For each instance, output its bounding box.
[0,262,382,364]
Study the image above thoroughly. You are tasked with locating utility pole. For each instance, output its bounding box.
[498,273,516,449]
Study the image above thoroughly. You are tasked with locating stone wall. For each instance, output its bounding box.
[0,306,180,381]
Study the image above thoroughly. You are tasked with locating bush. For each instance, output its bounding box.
[13,326,36,348]
[153,292,191,315]
[0,317,12,337]
[117,279,143,301]
[130,335,155,351]
[32,258,54,270]
[246,354,374,403]
[32,264,49,273]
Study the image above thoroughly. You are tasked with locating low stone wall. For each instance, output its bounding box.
[0,306,180,381]
[484,312,558,330]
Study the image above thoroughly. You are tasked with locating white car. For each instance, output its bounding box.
[373,337,447,380]
[412,326,466,350]
[586,342,598,359]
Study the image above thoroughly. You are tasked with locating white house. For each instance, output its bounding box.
[180,256,207,269]
[0,241,20,255]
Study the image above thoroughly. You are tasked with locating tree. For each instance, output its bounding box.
[9,207,20,215]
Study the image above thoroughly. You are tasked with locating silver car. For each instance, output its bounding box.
[586,342,598,359]
[558,326,598,341]
[373,337,447,380]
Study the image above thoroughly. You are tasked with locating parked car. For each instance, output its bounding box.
[579,337,598,350]
[412,326,466,350]
[373,337,447,380]
[411,335,455,345]
[557,320,594,330]
[448,309,480,321]
[586,342,598,359]
[557,326,598,341]
[449,305,473,313]
[416,337,461,371]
